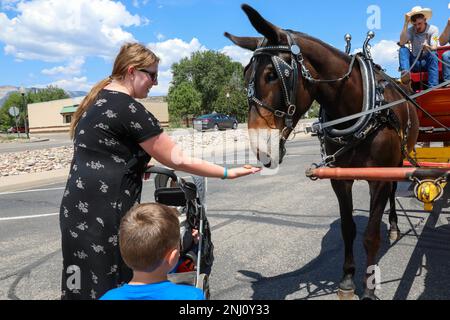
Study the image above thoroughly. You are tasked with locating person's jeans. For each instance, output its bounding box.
[443,51,450,82]
[399,46,439,87]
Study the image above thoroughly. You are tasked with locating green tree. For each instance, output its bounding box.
[0,86,69,131]
[167,82,202,126]
[26,85,68,103]
[212,69,248,122]
[0,92,23,132]
[303,100,321,119]
[169,50,247,124]
[0,108,13,132]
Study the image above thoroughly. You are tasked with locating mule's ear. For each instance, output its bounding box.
[224,32,260,51]
[241,4,281,43]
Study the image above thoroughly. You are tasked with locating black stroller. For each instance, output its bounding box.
[144,166,214,299]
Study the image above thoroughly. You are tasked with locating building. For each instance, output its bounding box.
[28,96,169,133]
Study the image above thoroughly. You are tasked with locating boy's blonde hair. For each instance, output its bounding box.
[119,203,180,272]
[69,42,160,139]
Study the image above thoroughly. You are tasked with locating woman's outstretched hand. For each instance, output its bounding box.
[227,165,262,179]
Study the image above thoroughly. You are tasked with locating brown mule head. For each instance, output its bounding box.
[225,4,314,168]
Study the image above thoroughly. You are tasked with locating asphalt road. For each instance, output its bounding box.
[1,136,450,300]
[0,133,72,154]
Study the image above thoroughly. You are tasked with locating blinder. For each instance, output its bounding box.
[246,31,300,134]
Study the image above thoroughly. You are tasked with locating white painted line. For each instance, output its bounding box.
[0,212,59,222]
[0,187,65,196]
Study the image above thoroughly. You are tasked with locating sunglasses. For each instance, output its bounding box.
[138,69,158,82]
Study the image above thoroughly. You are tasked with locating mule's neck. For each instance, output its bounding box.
[297,34,364,120]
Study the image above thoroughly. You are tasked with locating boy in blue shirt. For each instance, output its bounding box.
[100,203,205,300]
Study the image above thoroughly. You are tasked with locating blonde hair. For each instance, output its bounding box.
[69,43,160,139]
[119,203,180,272]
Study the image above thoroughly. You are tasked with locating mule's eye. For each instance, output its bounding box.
[267,72,278,82]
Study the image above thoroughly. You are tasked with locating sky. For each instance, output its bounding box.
[0,0,449,96]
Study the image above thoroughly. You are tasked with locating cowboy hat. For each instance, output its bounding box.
[406,6,432,21]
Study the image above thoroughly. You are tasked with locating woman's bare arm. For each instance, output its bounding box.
[140,132,261,179]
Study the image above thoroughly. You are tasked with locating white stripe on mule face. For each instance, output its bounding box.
[248,128,281,166]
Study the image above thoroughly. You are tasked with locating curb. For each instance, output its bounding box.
[0,168,69,193]
[28,138,50,143]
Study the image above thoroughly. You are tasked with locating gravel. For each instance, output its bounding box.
[0,129,252,177]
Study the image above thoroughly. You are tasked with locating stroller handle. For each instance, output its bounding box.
[145,166,178,181]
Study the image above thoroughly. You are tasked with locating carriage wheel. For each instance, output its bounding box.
[196,273,210,300]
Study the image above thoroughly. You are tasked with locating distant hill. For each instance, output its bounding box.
[66,90,87,98]
[0,86,87,107]
[0,86,18,107]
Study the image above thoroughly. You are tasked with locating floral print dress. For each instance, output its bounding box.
[60,89,163,300]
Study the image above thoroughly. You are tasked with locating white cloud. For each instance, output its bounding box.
[41,57,85,76]
[149,69,172,96]
[0,0,146,62]
[144,40,255,96]
[220,45,253,66]
[147,38,207,68]
[370,40,400,66]
[353,40,399,66]
[34,76,92,92]
[145,38,207,96]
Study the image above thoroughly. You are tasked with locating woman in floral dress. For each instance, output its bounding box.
[60,43,260,300]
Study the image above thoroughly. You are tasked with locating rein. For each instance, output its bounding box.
[312,79,450,133]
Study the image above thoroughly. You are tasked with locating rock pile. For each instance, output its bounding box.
[0,129,252,177]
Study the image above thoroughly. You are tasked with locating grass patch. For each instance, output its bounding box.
[0,135,29,143]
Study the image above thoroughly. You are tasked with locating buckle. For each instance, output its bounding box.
[285,117,293,129]
[274,110,286,118]
[323,155,336,165]
[247,83,255,98]
[287,104,296,116]
[311,122,322,133]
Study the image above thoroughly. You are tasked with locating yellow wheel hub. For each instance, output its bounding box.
[414,180,446,211]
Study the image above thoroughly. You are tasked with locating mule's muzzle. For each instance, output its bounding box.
[256,150,272,168]
[256,139,286,168]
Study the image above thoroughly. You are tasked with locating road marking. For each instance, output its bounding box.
[0,179,158,195]
[0,174,187,198]
[0,187,65,196]
[0,212,58,222]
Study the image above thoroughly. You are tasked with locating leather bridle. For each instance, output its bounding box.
[246,30,358,139]
[246,31,300,138]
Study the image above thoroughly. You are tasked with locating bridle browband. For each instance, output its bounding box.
[246,30,358,138]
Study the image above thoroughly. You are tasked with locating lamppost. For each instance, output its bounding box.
[19,86,29,139]
[226,92,230,116]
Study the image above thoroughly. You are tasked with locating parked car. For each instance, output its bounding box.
[7,126,26,133]
[193,113,238,131]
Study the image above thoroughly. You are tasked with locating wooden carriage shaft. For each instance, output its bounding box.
[305,167,450,182]
[403,161,450,168]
